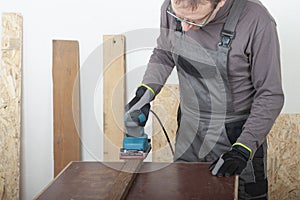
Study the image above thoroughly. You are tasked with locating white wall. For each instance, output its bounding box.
[262,0,300,112]
[0,0,299,199]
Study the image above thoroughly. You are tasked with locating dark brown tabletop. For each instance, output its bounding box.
[35,161,237,200]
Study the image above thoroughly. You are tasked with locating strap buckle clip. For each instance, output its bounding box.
[218,30,235,48]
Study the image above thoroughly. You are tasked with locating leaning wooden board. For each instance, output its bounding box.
[53,40,81,176]
[103,35,126,161]
[34,161,238,200]
[0,13,23,200]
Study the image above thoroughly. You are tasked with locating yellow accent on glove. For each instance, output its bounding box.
[232,142,252,159]
[140,84,155,96]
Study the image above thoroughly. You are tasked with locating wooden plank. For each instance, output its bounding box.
[103,35,126,161]
[107,145,151,200]
[102,34,140,199]
[152,84,179,162]
[0,13,23,200]
[107,160,143,200]
[53,40,81,176]
[35,162,237,200]
[267,114,300,200]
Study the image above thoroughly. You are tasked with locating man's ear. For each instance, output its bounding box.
[218,0,227,8]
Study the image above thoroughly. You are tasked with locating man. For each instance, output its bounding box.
[125,0,284,199]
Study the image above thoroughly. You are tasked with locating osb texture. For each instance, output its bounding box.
[152,85,180,162]
[0,13,23,200]
[103,35,125,161]
[267,114,300,200]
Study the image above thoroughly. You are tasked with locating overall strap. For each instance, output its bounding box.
[216,0,247,113]
[219,0,247,48]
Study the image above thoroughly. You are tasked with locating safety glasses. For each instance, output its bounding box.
[166,2,217,28]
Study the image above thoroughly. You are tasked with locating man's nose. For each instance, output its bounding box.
[181,21,193,32]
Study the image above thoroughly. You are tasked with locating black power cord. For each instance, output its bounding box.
[150,109,175,156]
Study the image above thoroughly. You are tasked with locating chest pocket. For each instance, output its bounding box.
[177,55,218,79]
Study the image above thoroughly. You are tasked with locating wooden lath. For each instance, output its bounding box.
[103,35,126,161]
[53,40,81,176]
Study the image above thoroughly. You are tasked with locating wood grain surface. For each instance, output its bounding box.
[35,162,237,200]
[53,40,81,176]
[103,35,126,161]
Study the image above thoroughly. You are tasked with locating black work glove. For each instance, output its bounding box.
[125,105,150,127]
[125,85,154,127]
[209,143,252,177]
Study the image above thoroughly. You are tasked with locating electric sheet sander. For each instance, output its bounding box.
[120,109,151,160]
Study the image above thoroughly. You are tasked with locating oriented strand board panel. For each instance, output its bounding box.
[53,40,81,176]
[35,162,237,200]
[152,84,180,162]
[267,114,300,200]
[0,13,23,200]
[103,35,125,161]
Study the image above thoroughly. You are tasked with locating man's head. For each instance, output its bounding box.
[170,0,226,31]
[173,0,221,11]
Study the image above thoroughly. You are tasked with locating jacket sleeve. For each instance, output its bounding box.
[142,0,175,95]
[237,20,284,155]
